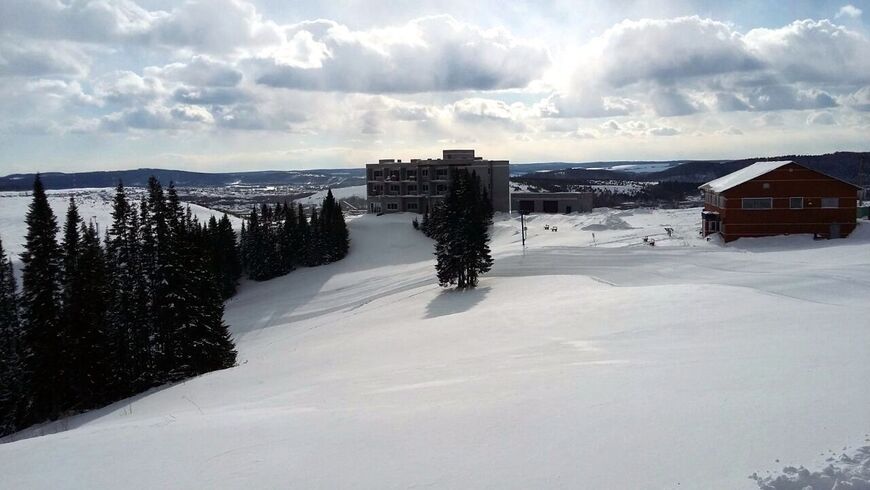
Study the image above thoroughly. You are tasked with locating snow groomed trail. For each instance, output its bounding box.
[1,205,869,489]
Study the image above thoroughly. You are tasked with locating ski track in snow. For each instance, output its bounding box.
[1,191,869,489]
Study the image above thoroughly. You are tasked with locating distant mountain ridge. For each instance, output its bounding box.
[0,168,366,191]
[514,152,870,185]
[3,152,867,191]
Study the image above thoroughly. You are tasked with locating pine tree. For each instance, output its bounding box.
[0,236,24,435]
[279,203,297,273]
[434,169,493,289]
[106,181,138,397]
[77,222,112,405]
[19,173,64,422]
[306,207,322,266]
[320,189,349,262]
[297,204,311,266]
[59,198,84,409]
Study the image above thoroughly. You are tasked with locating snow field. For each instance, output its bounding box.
[0,192,869,489]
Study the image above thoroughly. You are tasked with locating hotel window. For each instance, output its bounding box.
[390,184,400,193]
[407,185,417,193]
[436,184,447,194]
[386,202,398,210]
[407,202,418,210]
[789,197,804,209]
[436,168,448,179]
[372,170,382,179]
[821,197,838,208]
[741,198,772,209]
[422,183,429,193]
[421,168,429,177]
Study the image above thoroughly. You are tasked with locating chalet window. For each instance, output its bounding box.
[742,198,772,209]
[821,197,838,208]
[717,195,726,208]
[789,197,804,209]
[386,202,398,210]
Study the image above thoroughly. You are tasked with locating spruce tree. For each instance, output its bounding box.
[76,222,112,406]
[307,207,322,266]
[320,189,349,262]
[297,204,311,267]
[19,173,64,422]
[59,198,84,409]
[434,169,493,289]
[0,236,24,435]
[279,203,297,274]
[106,181,137,396]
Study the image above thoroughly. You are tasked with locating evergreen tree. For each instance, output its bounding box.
[67,223,112,407]
[297,204,311,266]
[19,174,64,422]
[434,169,493,289]
[306,207,322,266]
[279,203,297,273]
[58,198,84,408]
[0,236,24,435]
[320,189,349,262]
[106,181,138,396]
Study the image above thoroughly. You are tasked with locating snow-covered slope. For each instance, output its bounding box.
[2,197,870,489]
[293,185,367,206]
[0,188,242,274]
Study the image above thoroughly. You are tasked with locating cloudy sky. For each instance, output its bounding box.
[1,0,868,173]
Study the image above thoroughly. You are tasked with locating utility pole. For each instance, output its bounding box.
[520,211,527,248]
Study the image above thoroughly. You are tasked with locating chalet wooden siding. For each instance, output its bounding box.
[700,162,859,242]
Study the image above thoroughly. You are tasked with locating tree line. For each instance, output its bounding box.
[0,176,242,437]
[240,189,349,281]
[414,169,493,289]
[0,180,351,437]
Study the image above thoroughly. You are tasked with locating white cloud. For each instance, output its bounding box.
[249,16,550,93]
[806,111,837,125]
[147,56,242,87]
[647,126,681,136]
[592,16,761,87]
[744,20,870,84]
[0,39,89,78]
[835,5,863,18]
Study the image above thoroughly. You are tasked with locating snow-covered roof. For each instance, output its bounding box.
[699,161,793,193]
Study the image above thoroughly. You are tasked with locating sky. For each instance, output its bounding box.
[0,0,868,174]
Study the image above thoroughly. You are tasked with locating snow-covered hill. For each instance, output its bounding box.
[1,194,869,489]
[0,188,242,275]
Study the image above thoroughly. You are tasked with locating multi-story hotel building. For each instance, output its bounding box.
[366,149,509,214]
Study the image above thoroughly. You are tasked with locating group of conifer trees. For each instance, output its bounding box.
[0,175,238,437]
[240,189,349,281]
[416,169,494,289]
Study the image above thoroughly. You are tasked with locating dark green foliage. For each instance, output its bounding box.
[0,236,24,435]
[240,191,349,281]
[433,169,493,289]
[19,173,64,422]
[1,175,239,437]
[205,214,242,299]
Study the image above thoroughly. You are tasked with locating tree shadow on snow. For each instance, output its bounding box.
[424,286,490,319]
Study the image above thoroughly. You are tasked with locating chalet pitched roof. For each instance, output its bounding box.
[699,161,793,193]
